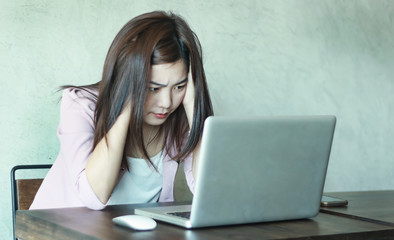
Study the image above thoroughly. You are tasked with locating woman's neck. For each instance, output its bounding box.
[126,125,163,159]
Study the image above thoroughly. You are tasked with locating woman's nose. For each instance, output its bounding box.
[157,90,172,109]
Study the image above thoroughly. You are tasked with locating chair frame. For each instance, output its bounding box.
[11,164,52,240]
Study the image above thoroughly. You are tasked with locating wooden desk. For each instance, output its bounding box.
[16,193,394,240]
[15,191,394,240]
[321,190,394,226]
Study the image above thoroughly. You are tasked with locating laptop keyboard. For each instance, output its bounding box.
[168,211,191,219]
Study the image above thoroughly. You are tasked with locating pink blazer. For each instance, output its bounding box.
[30,88,195,210]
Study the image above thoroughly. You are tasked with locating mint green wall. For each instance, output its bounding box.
[1,0,394,238]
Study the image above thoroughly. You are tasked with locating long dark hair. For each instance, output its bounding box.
[64,11,213,168]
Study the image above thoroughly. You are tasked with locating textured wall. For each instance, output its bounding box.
[1,0,394,238]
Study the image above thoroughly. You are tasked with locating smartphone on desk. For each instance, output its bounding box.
[321,195,348,207]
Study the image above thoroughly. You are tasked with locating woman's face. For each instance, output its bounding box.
[143,60,187,127]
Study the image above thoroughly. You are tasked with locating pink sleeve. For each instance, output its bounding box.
[58,89,106,210]
[182,152,196,194]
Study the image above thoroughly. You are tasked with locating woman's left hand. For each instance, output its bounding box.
[183,67,195,127]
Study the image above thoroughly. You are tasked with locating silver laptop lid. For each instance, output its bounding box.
[190,115,336,227]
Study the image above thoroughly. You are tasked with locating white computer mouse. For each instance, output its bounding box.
[112,215,157,231]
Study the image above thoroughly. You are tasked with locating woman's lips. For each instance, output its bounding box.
[154,113,168,119]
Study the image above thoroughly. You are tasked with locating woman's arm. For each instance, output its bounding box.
[85,104,131,204]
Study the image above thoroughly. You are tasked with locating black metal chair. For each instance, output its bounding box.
[11,164,52,240]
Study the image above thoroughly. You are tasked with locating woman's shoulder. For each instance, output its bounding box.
[61,87,98,114]
[62,87,98,101]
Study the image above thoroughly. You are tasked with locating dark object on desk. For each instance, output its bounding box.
[320,191,394,227]
[321,195,348,207]
[10,164,52,240]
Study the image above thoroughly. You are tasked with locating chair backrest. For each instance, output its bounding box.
[15,178,45,210]
[11,164,52,239]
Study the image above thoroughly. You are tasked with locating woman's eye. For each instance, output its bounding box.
[149,87,160,92]
[175,85,186,90]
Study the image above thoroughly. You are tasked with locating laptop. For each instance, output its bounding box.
[135,115,336,228]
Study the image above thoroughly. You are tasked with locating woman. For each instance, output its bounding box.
[30,11,213,210]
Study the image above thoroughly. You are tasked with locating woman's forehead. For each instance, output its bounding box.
[149,60,187,85]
